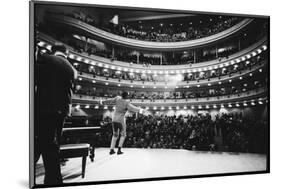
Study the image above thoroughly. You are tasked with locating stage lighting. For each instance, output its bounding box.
[68,54,75,59]
[76,57,82,61]
[37,41,45,47]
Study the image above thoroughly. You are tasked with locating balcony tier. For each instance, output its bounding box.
[38,32,267,72]
[77,60,265,89]
[72,87,267,107]
[45,14,253,51]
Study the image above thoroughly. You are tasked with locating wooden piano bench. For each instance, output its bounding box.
[60,143,90,178]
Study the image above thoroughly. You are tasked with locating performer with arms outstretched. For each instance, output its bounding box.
[101,92,147,155]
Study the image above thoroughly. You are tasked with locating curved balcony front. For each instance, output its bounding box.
[45,14,253,51]
[38,32,267,72]
[77,60,266,89]
[72,87,267,107]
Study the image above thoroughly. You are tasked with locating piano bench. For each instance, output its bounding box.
[60,143,90,178]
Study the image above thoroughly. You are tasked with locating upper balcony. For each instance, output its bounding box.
[37,32,267,71]
[44,13,253,51]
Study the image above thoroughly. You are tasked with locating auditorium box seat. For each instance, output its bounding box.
[60,143,90,178]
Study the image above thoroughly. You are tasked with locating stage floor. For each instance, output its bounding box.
[35,148,267,184]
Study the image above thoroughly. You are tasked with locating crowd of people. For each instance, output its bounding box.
[74,78,266,100]
[60,10,241,42]
[38,9,268,66]
[94,113,267,153]
[69,52,266,84]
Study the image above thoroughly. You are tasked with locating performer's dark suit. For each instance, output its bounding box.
[35,52,76,185]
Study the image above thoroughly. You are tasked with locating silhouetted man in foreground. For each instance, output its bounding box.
[35,44,77,185]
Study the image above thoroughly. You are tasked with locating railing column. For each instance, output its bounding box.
[216,45,218,58]
[112,46,115,59]
[84,37,88,51]
[193,50,196,63]
[137,53,139,64]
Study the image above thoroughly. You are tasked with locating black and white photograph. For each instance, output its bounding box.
[29,1,269,188]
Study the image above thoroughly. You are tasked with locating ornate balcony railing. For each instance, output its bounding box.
[37,32,267,71]
[77,60,266,88]
[45,14,253,51]
[72,87,267,106]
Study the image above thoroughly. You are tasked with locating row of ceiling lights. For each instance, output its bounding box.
[38,41,267,75]
[74,99,267,110]
[77,70,260,88]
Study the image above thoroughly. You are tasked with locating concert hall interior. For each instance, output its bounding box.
[33,3,269,186]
